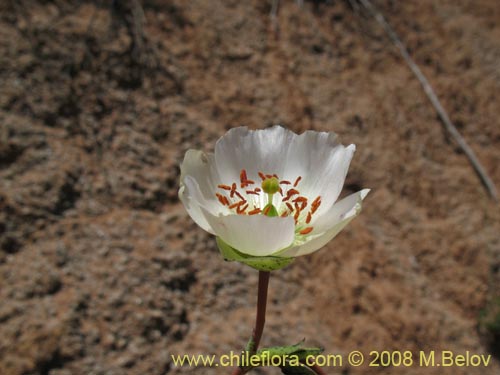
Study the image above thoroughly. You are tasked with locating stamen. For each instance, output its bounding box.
[283,189,300,202]
[229,201,245,209]
[311,196,322,214]
[248,208,261,215]
[293,176,302,187]
[294,204,301,223]
[293,196,308,204]
[299,227,313,235]
[216,193,229,206]
[217,172,315,224]
[240,169,255,188]
[234,190,245,201]
[237,203,248,214]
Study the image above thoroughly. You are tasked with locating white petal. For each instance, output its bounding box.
[202,207,296,256]
[179,150,224,234]
[312,189,370,233]
[179,177,217,234]
[280,189,370,257]
[284,130,356,210]
[180,149,221,201]
[214,126,296,184]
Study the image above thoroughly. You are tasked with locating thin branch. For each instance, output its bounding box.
[359,0,498,202]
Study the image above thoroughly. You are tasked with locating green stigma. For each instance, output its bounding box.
[261,176,280,194]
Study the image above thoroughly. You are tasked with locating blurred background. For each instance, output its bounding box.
[0,0,499,374]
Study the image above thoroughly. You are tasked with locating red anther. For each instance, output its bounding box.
[283,188,300,202]
[306,212,312,224]
[229,201,244,209]
[246,190,259,195]
[293,196,308,203]
[280,211,288,217]
[280,180,291,185]
[237,203,248,214]
[240,169,248,188]
[299,227,313,235]
[254,187,261,192]
[230,183,237,198]
[234,190,245,201]
[258,172,266,181]
[216,193,229,206]
[218,184,232,191]
[311,196,322,214]
[272,174,278,178]
[248,208,261,215]
[239,169,255,188]
[286,202,294,212]
[265,174,273,179]
[279,187,283,196]
[293,176,302,187]
[294,206,301,222]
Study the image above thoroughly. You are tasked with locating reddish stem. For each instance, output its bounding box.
[230,271,270,375]
[252,270,270,349]
[230,271,326,374]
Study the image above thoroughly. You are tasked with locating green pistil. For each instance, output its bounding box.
[262,177,280,217]
[261,177,280,194]
[263,203,279,217]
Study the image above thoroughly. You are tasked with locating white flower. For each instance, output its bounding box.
[179,126,369,260]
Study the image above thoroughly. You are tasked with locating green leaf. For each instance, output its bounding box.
[216,237,294,271]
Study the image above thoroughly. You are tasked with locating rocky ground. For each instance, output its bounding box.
[1,0,499,374]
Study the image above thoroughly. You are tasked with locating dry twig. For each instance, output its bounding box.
[359,0,498,201]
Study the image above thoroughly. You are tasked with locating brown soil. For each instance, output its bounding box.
[1,0,499,374]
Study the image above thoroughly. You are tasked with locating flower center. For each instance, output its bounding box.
[216,169,322,236]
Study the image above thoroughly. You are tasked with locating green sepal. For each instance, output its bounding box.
[292,347,324,361]
[256,341,304,359]
[245,337,255,354]
[250,342,323,369]
[216,237,294,271]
